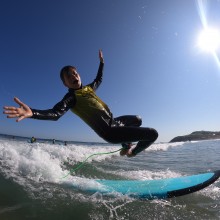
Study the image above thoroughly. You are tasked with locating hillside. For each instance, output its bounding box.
[169,131,220,143]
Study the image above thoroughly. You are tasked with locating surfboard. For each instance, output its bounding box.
[72,170,220,199]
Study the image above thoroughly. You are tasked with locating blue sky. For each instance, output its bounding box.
[1,0,220,143]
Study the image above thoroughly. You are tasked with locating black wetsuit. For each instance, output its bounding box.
[31,62,158,155]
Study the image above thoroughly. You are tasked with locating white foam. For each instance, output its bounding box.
[198,179,220,200]
[148,142,185,152]
[62,176,106,192]
[1,138,219,202]
[105,168,182,180]
[0,139,120,184]
[0,139,185,184]
[0,139,210,180]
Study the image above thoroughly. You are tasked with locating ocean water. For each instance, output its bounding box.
[0,135,220,220]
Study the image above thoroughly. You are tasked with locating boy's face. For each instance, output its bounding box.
[63,68,82,89]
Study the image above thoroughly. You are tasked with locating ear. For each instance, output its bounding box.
[61,74,68,87]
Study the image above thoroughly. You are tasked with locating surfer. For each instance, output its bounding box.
[3,50,158,157]
[30,136,36,143]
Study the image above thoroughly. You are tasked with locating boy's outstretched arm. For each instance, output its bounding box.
[3,97,33,122]
[89,49,104,91]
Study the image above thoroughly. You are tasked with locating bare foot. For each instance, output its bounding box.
[120,148,129,156]
[120,143,133,156]
[126,147,136,157]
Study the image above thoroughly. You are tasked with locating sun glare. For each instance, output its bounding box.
[198,28,220,53]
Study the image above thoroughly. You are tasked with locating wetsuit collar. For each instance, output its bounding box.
[68,84,83,92]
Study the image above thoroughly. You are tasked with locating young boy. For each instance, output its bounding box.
[3,50,158,157]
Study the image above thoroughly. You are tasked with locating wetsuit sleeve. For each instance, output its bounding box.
[30,93,75,121]
[88,62,104,91]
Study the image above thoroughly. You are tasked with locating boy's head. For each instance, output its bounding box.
[60,66,82,89]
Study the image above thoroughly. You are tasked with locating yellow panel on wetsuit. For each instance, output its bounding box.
[71,86,112,132]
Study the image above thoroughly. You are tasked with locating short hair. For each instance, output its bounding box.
[60,65,77,83]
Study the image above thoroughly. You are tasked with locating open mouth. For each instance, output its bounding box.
[73,80,78,85]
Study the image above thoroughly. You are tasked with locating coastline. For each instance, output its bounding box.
[170,131,220,143]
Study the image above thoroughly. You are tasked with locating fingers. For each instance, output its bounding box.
[7,114,20,119]
[14,97,24,107]
[99,49,104,63]
[3,107,17,115]
[3,106,16,111]
[16,115,25,122]
[3,108,20,118]
[3,97,23,112]
[14,97,30,111]
[4,110,26,122]
[3,97,31,122]
[99,49,103,56]
[3,100,20,113]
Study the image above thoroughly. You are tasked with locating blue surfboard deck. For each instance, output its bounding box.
[74,170,220,199]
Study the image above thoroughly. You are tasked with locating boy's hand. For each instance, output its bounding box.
[99,49,104,63]
[3,97,33,122]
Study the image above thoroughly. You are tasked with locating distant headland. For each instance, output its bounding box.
[169,131,220,143]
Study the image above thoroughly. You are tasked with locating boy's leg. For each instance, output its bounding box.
[120,143,133,156]
[114,115,142,156]
[102,125,158,157]
[127,140,155,157]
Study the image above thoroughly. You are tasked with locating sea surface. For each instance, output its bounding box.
[0,134,220,220]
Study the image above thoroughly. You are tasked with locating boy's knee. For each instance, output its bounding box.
[151,128,158,142]
[136,115,142,126]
